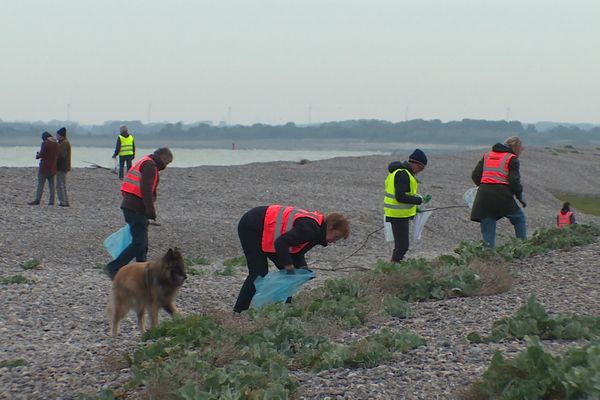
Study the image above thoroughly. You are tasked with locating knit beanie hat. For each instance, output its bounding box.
[409,148,428,166]
[41,131,52,140]
[56,127,67,137]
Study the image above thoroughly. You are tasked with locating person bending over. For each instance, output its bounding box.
[233,205,350,313]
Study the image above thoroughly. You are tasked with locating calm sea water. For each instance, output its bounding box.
[1,146,388,168]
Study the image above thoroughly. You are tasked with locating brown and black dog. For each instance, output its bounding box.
[110,248,187,337]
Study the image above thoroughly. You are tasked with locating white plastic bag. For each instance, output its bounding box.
[413,211,433,241]
[463,187,478,209]
[384,215,393,242]
[103,225,132,259]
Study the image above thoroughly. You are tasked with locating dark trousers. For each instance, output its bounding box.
[118,155,134,180]
[56,171,69,205]
[233,212,284,312]
[106,208,149,279]
[34,171,55,204]
[390,218,410,262]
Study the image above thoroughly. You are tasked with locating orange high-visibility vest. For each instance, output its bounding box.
[261,205,324,254]
[481,151,516,185]
[121,156,158,198]
[557,211,573,229]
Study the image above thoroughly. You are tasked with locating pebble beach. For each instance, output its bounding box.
[1,146,600,399]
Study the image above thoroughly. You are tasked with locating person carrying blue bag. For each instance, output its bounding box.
[105,147,173,280]
[233,205,350,313]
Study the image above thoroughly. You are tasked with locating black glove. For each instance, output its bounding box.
[147,210,157,220]
[519,199,527,208]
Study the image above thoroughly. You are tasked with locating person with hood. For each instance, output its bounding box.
[112,125,136,180]
[384,149,431,262]
[28,132,59,205]
[55,127,71,207]
[105,147,173,280]
[233,205,350,313]
[471,136,526,247]
[556,202,576,228]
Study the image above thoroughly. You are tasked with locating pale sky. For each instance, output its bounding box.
[1,0,599,125]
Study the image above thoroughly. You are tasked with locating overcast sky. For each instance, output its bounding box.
[1,0,599,125]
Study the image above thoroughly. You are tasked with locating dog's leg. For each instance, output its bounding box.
[111,295,128,337]
[163,301,180,317]
[136,305,146,334]
[149,302,160,328]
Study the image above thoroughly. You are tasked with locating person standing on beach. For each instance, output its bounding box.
[556,202,576,228]
[384,149,431,263]
[105,147,173,280]
[112,125,135,180]
[55,127,71,207]
[28,132,59,206]
[233,205,350,313]
[470,136,527,247]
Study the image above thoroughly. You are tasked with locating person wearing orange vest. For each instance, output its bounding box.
[556,202,576,228]
[105,147,173,280]
[471,136,527,247]
[233,205,350,313]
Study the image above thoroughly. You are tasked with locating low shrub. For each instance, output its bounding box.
[186,267,205,276]
[467,294,600,343]
[20,258,41,270]
[373,258,481,301]
[463,337,600,400]
[0,358,28,368]
[184,255,209,266]
[215,265,237,276]
[223,256,247,268]
[382,295,411,319]
[0,275,35,285]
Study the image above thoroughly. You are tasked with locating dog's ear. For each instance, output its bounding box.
[166,248,174,258]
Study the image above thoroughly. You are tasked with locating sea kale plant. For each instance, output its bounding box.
[467,294,600,343]
[464,336,600,400]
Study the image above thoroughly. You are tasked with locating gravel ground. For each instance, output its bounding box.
[1,146,600,399]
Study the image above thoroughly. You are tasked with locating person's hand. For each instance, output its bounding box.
[285,264,295,274]
[112,155,117,159]
[422,194,432,203]
[519,200,527,208]
[416,206,423,213]
[147,210,157,220]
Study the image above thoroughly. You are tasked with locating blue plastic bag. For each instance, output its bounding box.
[103,225,132,259]
[251,268,316,308]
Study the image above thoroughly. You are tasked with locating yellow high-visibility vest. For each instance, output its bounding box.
[384,168,418,218]
[118,134,135,156]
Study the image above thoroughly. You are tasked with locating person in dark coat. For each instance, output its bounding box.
[470,136,526,247]
[233,205,350,313]
[28,132,59,205]
[105,147,173,280]
[55,127,71,207]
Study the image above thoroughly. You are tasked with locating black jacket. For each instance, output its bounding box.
[243,206,328,268]
[470,143,523,222]
[386,161,423,221]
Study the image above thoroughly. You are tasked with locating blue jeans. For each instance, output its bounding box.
[480,208,527,248]
[106,208,149,279]
[118,155,134,180]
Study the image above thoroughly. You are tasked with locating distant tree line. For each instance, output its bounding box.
[1,118,599,145]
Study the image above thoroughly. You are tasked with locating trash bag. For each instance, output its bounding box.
[251,268,316,308]
[384,215,393,242]
[463,187,478,209]
[413,210,433,241]
[103,225,132,259]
